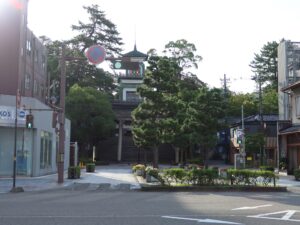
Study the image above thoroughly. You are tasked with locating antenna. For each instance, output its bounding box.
[134,24,137,50]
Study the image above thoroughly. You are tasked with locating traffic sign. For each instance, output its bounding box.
[18,110,25,118]
[85,45,106,65]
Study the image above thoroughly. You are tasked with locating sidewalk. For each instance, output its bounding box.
[0,164,139,193]
[0,172,73,193]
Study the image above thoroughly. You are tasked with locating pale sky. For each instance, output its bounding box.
[27,0,300,93]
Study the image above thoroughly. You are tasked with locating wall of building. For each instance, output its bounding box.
[290,88,300,124]
[0,95,70,176]
[278,41,289,120]
[0,0,25,96]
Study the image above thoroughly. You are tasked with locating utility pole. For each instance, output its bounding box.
[220,74,230,161]
[57,44,66,183]
[257,73,265,166]
[241,104,246,168]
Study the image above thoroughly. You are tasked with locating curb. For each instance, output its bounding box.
[139,184,288,192]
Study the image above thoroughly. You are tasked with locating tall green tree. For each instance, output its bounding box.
[43,38,117,101]
[262,88,278,114]
[132,56,181,168]
[249,41,279,90]
[70,4,123,56]
[133,39,205,167]
[67,4,123,93]
[66,84,115,157]
[184,87,225,165]
[43,5,122,97]
[163,39,203,78]
[227,92,258,117]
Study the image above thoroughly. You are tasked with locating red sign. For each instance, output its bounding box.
[85,45,106,65]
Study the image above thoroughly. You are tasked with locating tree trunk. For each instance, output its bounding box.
[153,146,159,168]
[180,149,184,165]
[174,147,180,164]
[203,147,208,168]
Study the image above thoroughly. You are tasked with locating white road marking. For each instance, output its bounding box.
[248,210,300,222]
[232,204,272,210]
[162,216,243,224]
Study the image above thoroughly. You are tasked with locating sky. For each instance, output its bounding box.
[26,0,300,93]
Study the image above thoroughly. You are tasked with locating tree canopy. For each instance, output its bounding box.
[132,40,224,167]
[66,84,115,155]
[249,41,279,91]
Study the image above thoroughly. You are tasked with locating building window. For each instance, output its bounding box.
[295,96,300,117]
[25,74,31,89]
[26,40,31,55]
[42,55,46,71]
[34,80,38,95]
[40,131,52,169]
[34,50,38,63]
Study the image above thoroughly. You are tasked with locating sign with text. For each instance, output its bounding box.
[0,106,27,125]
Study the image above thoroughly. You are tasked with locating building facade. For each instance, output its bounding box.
[0,0,70,176]
[278,40,300,173]
[230,115,279,167]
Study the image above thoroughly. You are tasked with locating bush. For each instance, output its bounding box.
[86,163,95,172]
[227,169,277,186]
[132,164,146,176]
[294,169,300,181]
[68,166,81,179]
[132,164,145,172]
[145,167,165,184]
[260,166,274,172]
[79,157,93,165]
[279,158,287,170]
[163,168,187,185]
[186,168,219,185]
[187,157,204,165]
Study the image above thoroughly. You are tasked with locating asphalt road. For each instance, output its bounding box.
[1,189,300,225]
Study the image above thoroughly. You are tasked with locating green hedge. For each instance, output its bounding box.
[68,166,81,179]
[227,169,277,186]
[152,168,277,187]
[259,166,275,172]
[86,163,95,172]
[145,167,165,184]
[163,168,187,185]
[132,164,145,172]
[294,169,300,181]
[186,168,218,185]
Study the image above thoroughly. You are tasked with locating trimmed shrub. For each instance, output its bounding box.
[227,169,277,186]
[187,157,204,165]
[163,168,187,185]
[132,164,146,172]
[86,163,95,172]
[294,169,300,181]
[145,167,165,184]
[132,164,146,176]
[260,166,275,172]
[68,166,81,179]
[186,168,218,185]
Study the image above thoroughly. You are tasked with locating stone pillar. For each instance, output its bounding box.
[117,120,123,162]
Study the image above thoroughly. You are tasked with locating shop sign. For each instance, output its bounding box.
[0,106,26,125]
